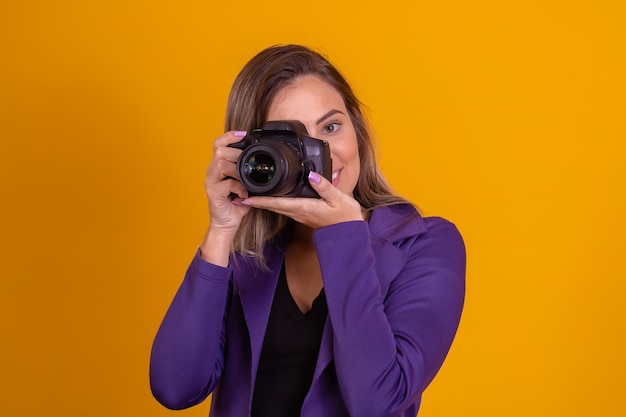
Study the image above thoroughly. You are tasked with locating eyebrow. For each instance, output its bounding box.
[316,109,346,125]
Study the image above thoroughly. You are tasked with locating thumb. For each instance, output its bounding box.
[308,171,339,201]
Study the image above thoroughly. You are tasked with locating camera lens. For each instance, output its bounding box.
[243,153,277,184]
[237,142,302,196]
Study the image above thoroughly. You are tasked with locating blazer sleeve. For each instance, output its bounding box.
[313,217,466,417]
[149,251,232,410]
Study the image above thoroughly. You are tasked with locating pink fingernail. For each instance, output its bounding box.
[234,131,247,137]
[240,200,252,206]
[308,171,321,184]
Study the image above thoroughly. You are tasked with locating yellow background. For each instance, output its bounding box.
[1,1,625,416]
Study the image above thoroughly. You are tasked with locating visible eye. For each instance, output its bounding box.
[323,121,342,134]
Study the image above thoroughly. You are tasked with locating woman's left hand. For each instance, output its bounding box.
[240,171,365,229]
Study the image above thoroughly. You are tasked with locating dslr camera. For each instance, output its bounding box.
[228,120,332,197]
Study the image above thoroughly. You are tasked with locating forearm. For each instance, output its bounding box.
[150,252,231,409]
[314,219,465,417]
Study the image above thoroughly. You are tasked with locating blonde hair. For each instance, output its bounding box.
[225,45,410,264]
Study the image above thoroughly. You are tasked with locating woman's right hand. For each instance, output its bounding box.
[200,131,251,266]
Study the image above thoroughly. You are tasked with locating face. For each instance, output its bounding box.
[266,75,360,197]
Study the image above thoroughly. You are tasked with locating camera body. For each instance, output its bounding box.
[228,120,332,197]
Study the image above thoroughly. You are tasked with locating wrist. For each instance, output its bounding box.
[199,227,236,267]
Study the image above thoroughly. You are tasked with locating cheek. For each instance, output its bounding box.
[331,144,357,165]
[329,132,360,165]
[349,139,361,164]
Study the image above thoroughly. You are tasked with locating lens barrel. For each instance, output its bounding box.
[237,142,303,196]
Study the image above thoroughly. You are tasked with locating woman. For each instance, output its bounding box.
[150,44,465,417]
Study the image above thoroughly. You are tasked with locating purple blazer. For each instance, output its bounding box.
[150,204,465,417]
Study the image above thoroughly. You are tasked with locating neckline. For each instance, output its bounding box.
[277,263,326,321]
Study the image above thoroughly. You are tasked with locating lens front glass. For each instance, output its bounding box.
[243,153,276,184]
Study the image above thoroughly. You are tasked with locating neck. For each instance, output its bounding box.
[291,222,315,242]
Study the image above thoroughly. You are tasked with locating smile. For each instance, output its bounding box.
[331,169,341,186]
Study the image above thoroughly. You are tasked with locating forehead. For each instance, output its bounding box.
[268,75,346,116]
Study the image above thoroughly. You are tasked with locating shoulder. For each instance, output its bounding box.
[367,204,422,241]
[370,205,464,257]
[369,204,461,240]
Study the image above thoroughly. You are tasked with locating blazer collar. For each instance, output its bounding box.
[367,204,426,243]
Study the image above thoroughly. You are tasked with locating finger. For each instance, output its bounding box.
[213,130,247,150]
[206,158,238,184]
[228,180,249,200]
[213,145,242,164]
[208,178,248,201]
[241,195,322,214]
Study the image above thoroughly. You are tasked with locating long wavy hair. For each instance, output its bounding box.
[225,44,410,264]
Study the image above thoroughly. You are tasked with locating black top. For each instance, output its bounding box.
[251,263,328,417]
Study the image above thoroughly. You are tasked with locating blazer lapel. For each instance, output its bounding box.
[233,241,286,379]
